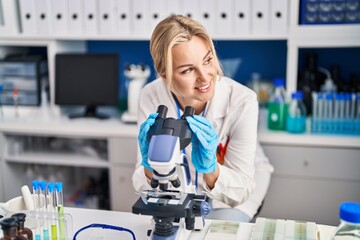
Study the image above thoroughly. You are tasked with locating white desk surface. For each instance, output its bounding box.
[67,207,336,240]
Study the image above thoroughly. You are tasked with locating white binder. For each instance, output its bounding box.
[132,0,150,37]
[181,0,199,20]
[115,0,131,35]
[34,0,51,35]
[252,0,270,35]
[198,0,215,36]
[234,0,251,35]
[270,0,288,35]
[83,0,98,35]
[149,0,166,33]
[51,0,68,35]
[67,0,84,35]
[98,0,115,35]
[0,0,21,35]
[214,0,233,37]
[19,0,36,35]
[165,0,181,16]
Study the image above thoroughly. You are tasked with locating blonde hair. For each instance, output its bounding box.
[150,15,223,82]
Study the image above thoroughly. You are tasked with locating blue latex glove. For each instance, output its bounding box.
[138,113,158,170]
[186,115,218,174]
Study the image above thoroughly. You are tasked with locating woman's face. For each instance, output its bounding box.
[169,36,217,109]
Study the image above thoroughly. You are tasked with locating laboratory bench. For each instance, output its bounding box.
[62,207,338,240]
[0,112,359,226]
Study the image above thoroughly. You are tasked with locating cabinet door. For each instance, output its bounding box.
[110,165,139,212]
[259,144,360,226]
[109,137,137,165]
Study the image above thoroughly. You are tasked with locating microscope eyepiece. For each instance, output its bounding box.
[156,105,168,119]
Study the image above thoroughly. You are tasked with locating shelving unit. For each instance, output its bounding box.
[0,0,359,224]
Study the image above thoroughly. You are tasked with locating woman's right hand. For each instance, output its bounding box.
[138,113,158,170]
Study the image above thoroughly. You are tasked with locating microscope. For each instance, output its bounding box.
[132,105,211,240]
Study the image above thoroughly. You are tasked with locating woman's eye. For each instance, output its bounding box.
[204,57,213,65]
[181,68,193,74]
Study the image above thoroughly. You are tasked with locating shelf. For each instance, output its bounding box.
[0,34,288,41]
[4,152,109,168]
[0,114,138,138]
[258,110,360,148]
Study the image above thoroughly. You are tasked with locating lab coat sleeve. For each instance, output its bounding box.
[132,86,155,193]
[204,94,259,207]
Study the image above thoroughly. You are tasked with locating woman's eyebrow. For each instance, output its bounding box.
[203,50,211,60]
[176,50,212,70]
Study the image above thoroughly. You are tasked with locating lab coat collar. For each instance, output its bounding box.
[206,76,230,120]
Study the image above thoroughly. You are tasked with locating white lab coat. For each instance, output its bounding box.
[132,76,273,218]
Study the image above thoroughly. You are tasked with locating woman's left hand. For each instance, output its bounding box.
[186,115,218,174]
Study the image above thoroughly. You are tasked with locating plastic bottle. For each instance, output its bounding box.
[11,213,33,240]
[267,78,288,130]
[331,202,360,240]
[286,91,307,133]
[0,217,26,240]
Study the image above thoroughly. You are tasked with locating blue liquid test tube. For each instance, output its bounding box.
[40,181,49,240]
[32,180,41,240]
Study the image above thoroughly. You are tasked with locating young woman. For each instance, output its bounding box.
[132,15,268,222]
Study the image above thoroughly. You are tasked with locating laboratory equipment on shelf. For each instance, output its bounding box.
[121,63,150,123]
[132,105,211,240]
[331,202,360,240]
[286,91,307,134]
[267,78,288,130]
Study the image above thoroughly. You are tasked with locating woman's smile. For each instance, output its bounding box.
[195,81,212,93]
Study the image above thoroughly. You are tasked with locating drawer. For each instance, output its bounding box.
[109,137,137,165]
[262,145,360,180]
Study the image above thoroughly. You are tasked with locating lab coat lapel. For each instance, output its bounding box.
[206,77,230,121]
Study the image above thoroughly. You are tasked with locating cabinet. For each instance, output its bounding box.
[0,118,138,212]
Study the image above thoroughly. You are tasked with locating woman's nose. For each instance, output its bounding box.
[196,67,208,82]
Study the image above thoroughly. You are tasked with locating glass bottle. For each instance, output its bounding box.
[267,78,288,130]
[332,202,360,240]
[11,213,33,240]
[0,217,26,240]
[286,91,307,133]
[297,52,326,115]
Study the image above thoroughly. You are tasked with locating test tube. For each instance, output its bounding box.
[32,180,41,240]
[317,93,323,132]
[56,182,66,240]
[48,182,58,240]
[39,181,49,240]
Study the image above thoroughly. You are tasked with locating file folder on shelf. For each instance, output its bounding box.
[34,0,51,35]
[19,0,37,35]
[83,0,98,35]
[181,0,200,20]
[252,0,270,35]
[234,0,251,35]
[132,0,150,37]
[198,0,215,36]
[215,0,234,37]
[149,0,166,33]
[51,0,68,35]
[67,0,84,35]
[114,0,131,36]
[270,0,288,35]
[0,0,21,35]
[98,0,115,35]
